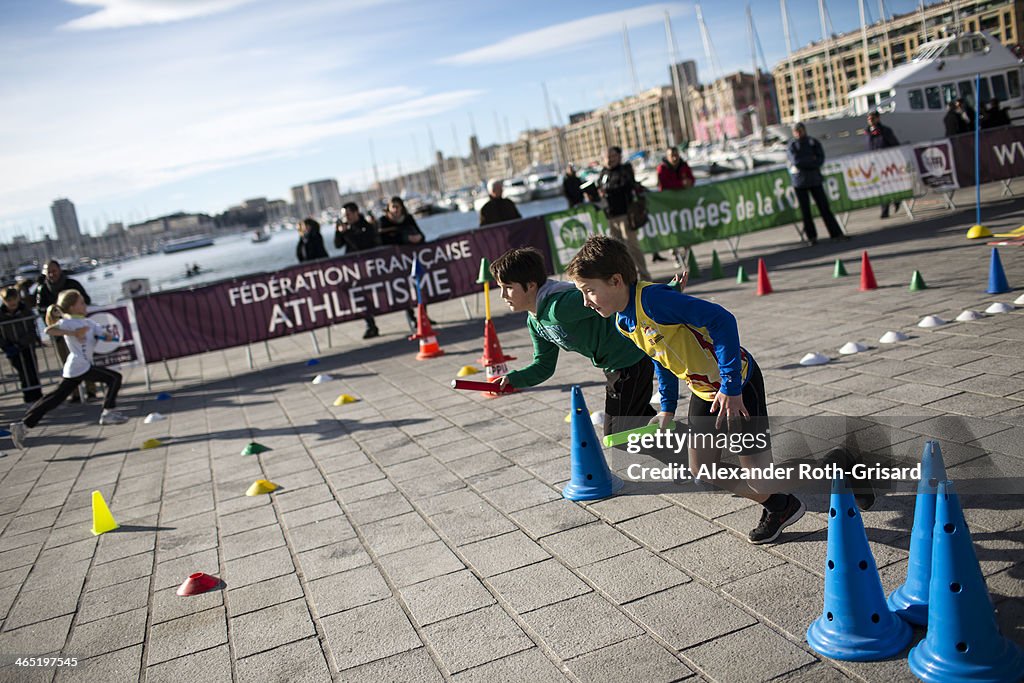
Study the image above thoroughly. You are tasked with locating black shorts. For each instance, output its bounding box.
[687,356,771,457]
[604,356,657,433]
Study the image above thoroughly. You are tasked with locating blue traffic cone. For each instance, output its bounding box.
[986,248,1010,294]
[908,481,1024,682]
[888,441,947,625]
[562,385,623,501]
[807,475,912,661]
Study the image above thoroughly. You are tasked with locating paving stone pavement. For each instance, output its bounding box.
[0,186,1021,682]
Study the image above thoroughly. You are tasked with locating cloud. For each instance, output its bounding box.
[60,0,258,31]
[439,3,689,66]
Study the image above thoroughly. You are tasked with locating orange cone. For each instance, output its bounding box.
[756,258,773,296]
[478,320,516,389]
[859,251,878,291]
[408,303,445,360]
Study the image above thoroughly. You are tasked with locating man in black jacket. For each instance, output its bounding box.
[479,180,522,226]
[36,260,96,400]
[866,111,901,218]
[786,124,845,245]
[597,146,650,279]
[336,203,382,338]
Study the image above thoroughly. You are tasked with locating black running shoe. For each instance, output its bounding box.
[363,327,380,339]
[749,495,805,544]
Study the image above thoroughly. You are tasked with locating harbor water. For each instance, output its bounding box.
[86,197,568,305]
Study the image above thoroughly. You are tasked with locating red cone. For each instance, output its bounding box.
[756,258,773,296]
[478,320,516,388]
[859,251,878,291]
[408,303,445,360]
[176,572,223,596]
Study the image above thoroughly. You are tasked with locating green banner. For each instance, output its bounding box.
[545,146,916,267]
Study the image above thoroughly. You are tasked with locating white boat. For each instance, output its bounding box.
[803,31,1024,157]
[502,177,533,203]
[162,235,215,254]
[251,230,271,243]
[528,172,563,199]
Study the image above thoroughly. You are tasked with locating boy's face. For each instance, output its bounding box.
[573,274,629,317]
[496,280,536,312]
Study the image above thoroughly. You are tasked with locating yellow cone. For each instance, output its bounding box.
[246,479,279,496]
[966,225,993,239]
[90,490,118,535]
[457,365,479,377]
[333,394,358,406]
[140,438,163,450]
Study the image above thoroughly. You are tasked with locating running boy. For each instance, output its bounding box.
[566,235,803,544]
[490,247,656,435]
[10,290,128,449]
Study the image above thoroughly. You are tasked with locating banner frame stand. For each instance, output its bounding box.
[1001,178,1014,197]
[724,237,741,260]
[246,344,255,370]
[309,331,320,357]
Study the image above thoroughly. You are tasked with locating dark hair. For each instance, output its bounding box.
[565,235,637,285]
[342,201,359,212]
[1,286,19,301]
[608,146,622,155]
[302,217,320,231]
[490,248,546,289]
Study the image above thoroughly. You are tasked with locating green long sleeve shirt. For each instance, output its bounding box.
[505,280,649,388]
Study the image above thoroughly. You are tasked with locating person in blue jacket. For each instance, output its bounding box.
[786,123,846,245]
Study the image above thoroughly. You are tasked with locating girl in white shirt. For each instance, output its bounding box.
[10,290,127,449]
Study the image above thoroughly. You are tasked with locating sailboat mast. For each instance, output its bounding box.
[858,0,871,79]
[818,0,839,113]
[780,0,801,122]
[878,0,893,70]
[695,2,727,143]
[541,82,563,169]
[427,126,443,194]
[664,10,690,149]
[622,23,650,153]
[746,5,769,144]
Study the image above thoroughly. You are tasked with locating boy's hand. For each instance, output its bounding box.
[494,375,510,389]
[648,411,675,429]
[668,270,688,292]
[710,392,748,430]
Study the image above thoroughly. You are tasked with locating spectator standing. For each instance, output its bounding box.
[955,98,976,132]
[944,100,963,136]
[597,146,651,280]
[479,180,522,226]
[296,217,328,262]
[0,287,42,403]
[655,145,696,264]
[35,260,95,401]
[786,123,846,245]
[866,111,901,218]
[981,98,1011,128]
[562,164,585,208]
[335,202,382,339]
[379,197,428,331]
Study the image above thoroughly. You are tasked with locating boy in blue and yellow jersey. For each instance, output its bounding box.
[490,248,656,436]
[566,235,804,544]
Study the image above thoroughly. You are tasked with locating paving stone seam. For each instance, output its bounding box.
[306,382,583,682]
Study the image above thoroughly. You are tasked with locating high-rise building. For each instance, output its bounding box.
[773,0,1024,122]
[306,179,342,215]
[291,185,310,218]
[51,198,82,244]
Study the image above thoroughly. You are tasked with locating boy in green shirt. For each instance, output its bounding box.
[490,248,656,435]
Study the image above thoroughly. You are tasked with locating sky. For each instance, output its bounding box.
[0,0,929,241]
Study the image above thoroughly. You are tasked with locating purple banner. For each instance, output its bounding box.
[950,124,1024,186]
[89,305,141,368]
[132,218,551,362]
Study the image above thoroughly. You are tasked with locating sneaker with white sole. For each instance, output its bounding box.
[748,495,806,544]
[99,410,129,425]
[10,422,26,450]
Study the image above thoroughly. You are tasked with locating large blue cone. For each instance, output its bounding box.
[986,248,1010,294]
[807,475,912,661]
[888,441,946,625]
[562,385,623,501]
[908,481,1024,682]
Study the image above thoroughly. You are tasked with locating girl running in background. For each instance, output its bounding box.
[10,290,128,449]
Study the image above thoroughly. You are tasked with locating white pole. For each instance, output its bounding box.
[818,0,839,113]
[780,0,801,122]
[859,0,871,79]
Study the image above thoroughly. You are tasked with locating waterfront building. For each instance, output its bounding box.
[51,198,82,245]
[773,0,1024,122]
